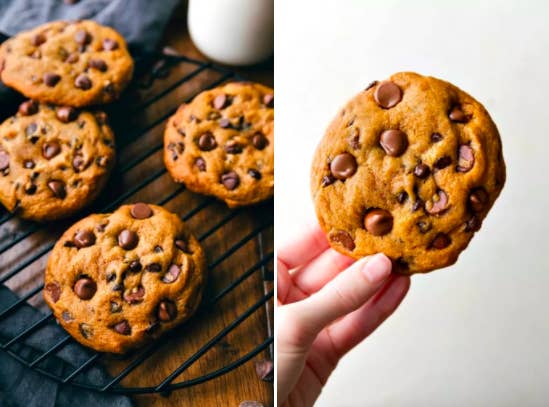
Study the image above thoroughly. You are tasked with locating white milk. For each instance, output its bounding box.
[188,0,274,66]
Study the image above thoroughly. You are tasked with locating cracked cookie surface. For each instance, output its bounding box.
[0,20,133,107]
[0,101,115,221]
[164,82,274,207]
[311,72,506,274]
[44,203,206,354]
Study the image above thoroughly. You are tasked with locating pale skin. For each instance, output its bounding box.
[277,223,411,406]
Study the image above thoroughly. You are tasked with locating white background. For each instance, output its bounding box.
[275,1,549,406]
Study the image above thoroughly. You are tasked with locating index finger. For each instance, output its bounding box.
[277,221,329,270]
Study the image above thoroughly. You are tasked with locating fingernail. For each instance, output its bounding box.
[361,254,391,283]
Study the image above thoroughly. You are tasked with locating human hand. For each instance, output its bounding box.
[277,223,411,406]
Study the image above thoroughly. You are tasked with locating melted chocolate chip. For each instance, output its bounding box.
[434,156,452,170]
[414,163,431,179]
[118,229,138,250]
[102,38,119,50]
[416,220,432,233]
[430,233,451,249]
[131,203,153,219]
[248,169,262,180]
[330,153,357,180]
[219,118,231,128]
[74,30,91,45]
[146,263,162,272]
[224,141,243,154]
[0,151,9,171]
[23,159,35,169]
[157,300,177,321]
[24,183,37,195]
[73,230,95,248]
[379,130,408,157]
[32,33,46,46]
[329,230,355,250]
[154,245,163,253]
[112,320,131,335]
[79,323,93,339]
[469,187,488,212]
[45,282,61,302]
[162,264,181,284]
[263,93,274,107]
[431,132,443,143]
[449,106,469,123]
[56,106,78,123]
[42,141,61,159]
[252,133,269,150]
[72,153,86,172]
[221,171,240,190]
[88,58,107,72]
[195,157,206,171]
[44,73,61,87]
[74,277,97,300]
[128,260,142,272]
[425,189,449,215]
[213,94,229,109]
[364,209,393,236]
[123,286,145,304]
[175,239,187,252]
[456,145,474,172]
[18,100,38,115]
[321,175,335,187]
[374,81,402,108]
[75,74,92,90]
[48,180,66,198]
[465,216,481,232]
[396,191,408,204]
[66,52,79,63]
[198,132,217,151]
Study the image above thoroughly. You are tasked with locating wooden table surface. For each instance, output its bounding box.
[0,2,273,406]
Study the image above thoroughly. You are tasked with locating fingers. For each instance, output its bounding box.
[283,253,392,345]
[291,248,355,296]
[277,222,329,270]
[326,274,411,357]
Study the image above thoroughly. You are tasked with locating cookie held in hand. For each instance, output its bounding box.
[44,203,206,354]
[311,72,505,274]
[164,82,274,207]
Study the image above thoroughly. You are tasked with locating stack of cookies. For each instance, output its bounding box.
[0,20,274,354]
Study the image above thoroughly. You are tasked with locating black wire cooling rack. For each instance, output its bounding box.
[0,48,273,395]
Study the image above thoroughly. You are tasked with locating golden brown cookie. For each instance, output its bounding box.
[311,72,506,274]
[164,82,274,207]
[0,20,134,107]
[43,203,206,354]
[0,100,115,221]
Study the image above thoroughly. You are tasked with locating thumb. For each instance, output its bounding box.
[287,253,392,346]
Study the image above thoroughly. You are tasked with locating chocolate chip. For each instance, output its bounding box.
[131,203,153,219]
[56,106,78,122]
[24,183,37,195]
[48,180,66,198]
[225,141,243,154]
[434,156,452,170]
[32,33,46,46]
[44,73,61,87]
[79,323,93,339]
[118,229,138,250]
[255,359,274,382]
[412,199,423,212]
[430,233,451,249]
[66,52,79,63]
[219,118,231,128]
[73,230,96,248]
[128,260,142,272]
[42,141,61,159]
[89,58,107,72]
[146,263,161,272]
[330,153,357,180]
[379,130,408,157]
[456,145,474,172]
[124,285,145,304]
[72,153,86,172]
[74,74,92,90]
[195,157,206,171]
[465,216,481,232]
[221,171,240,190]
[45,282,61,302]
[414,163,431,179]
[396,191,408,204]
[102,38,119,51]
[374,81,402,108]
[112,320,131,335]
[263,93,274,107]
[175,239,187,251]
[18,100,38,115]
[95,156,109,167]
[252,133,269,150]
[106,272,116,282]
[25,123,38,136]
[198,132,217,151]
[110,301,121,313]
[431,132,443,143]
[112,283,124,292]
[23,159,35,169]
[74,277,97,300]
[62,311,73,321]
[64,241,76,248]
[364,209,393,236]
[321,175,335,187]
[348,127,360,149]
[425,189,449,215]
[416,220,432,233]
[74,29,91,45]
[365,80,378,90]
[469,187,488,212]
[449,106,469,123]
[213,94,229,109]
[329,230,355,251]
[0,151,9,171]
[162,264,181,284]
[248,169,262,180]
[154,245,163,253]
[157,300,177,321]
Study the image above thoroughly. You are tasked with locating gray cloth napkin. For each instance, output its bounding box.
[0,0,180,405]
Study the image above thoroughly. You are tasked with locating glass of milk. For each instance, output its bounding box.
[188,0,274,66]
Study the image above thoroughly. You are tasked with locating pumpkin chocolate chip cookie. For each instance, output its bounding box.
[44,203,206,354]
[311,72,506,274]
[0,20,134,107]
[164,82,274,207]
[0,100,115,221]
